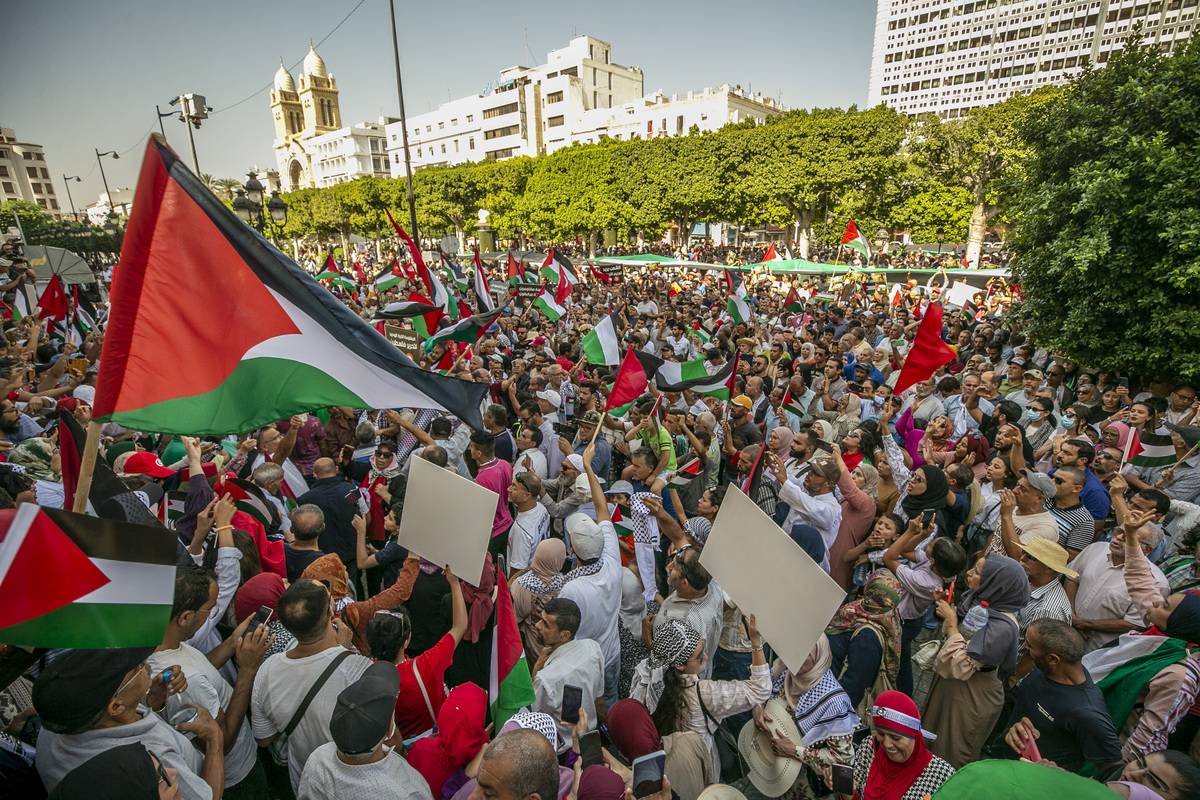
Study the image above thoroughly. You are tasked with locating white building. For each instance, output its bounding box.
[85,189,134,225]
[0,126,62,215]
[868,0,1199,119]
[566,84,783,150]
[306,120,393,187]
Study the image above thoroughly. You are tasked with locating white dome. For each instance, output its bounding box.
[302,44,327,78]
[274,61,296,93]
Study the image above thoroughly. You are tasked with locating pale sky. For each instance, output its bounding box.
[0,0,876,212]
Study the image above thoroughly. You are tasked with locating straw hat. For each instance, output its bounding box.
[737,697,803,797]
[697,786,749,800]
[1018,537,1078,579]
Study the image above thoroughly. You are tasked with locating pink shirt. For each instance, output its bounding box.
[475,458,513,537]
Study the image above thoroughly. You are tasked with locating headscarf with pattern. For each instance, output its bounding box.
[635,620,702,714]
[825,569,902,679]
[10,437,59,482]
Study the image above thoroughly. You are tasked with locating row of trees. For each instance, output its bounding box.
[273,91,1055,265]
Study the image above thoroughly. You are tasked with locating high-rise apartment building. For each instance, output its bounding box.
[0,126,61,216]
[868,0,1198,119]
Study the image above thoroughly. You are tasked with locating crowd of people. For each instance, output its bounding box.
[1,230,1198,800]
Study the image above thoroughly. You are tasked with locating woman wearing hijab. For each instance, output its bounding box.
[851,690,955,800]
[629,618,770,780]
[826,571,902,712]
[607,699,712,800]
[828,443,879,590]
[814,392,864,443]
[738,636,860,800]
[48,742,179,800]
[446,554,498,691]
[233,572,295,657]
[575,765,627,800]
[767,426,793,463]
[878,401,952,537]
[360,443,403,549]
[407,682,490,799]
[510,539,567,664]
[924,554,1030,768]
[9,437,64,507]
[300,551,420,654]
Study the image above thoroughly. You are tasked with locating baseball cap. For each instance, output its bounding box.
[604,480,634,497]
[329,662,400,755]
[1024,369,1044,381]
[809,458,841,483]
[1022,469,1056,498]
[120,451,177,478]
[535,389,562,409]
[1008,357,1026,368]
[565,513,604,561]
[731,395,753,411]
[579,409,602,427]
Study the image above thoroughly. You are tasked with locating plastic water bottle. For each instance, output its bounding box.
[961,601,990,640]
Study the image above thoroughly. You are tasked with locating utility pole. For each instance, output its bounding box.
[389,0,420,247]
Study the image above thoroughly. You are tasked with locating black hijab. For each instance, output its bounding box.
[48,743,160,800]
[901,464,951,533]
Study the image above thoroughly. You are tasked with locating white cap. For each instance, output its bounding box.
[565,513,604,561]
[535,389,562,409]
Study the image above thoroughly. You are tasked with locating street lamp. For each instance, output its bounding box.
[94,148,123,220]
[935,227,946,267]
[62,174,82,221]
[232,171,287,236]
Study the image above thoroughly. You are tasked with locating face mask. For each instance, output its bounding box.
[1023,408,1040,424]
[1059,414,1075,428]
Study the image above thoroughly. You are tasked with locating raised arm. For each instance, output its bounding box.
[582,440,609,523]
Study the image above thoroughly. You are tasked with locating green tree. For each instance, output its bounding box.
[1009,36,1200,380]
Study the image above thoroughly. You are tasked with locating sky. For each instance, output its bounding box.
[0,0,876,213]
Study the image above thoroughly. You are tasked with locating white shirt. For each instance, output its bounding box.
[297,743,432,800]
[251,646,373,791]
[1069,542,1169,652]
[558,520,623,667]
[533,638,605,751]
[514,447,548,480]
[149,642,257,786]
[777,481,842,572]
[509,504,551,570]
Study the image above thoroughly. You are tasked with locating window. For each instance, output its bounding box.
[593,90,597,106]
[484,147,515,161]
[438,122,444,129]
[454,139,459,152]
[547,115,564,127]
[440,143,446,153]
[484,124,519,139]
[0,166,6,177]
[469,137,475,150]
[425,125,432,132]
[451,118,458,126]
[482,102,518,119]
[1,182,12,194]
[467,114,474,122]
[30,183,40,193]
[546,90,563,104]
[608,72,612,89]
[22,152,32,160]
[26,166,37,178]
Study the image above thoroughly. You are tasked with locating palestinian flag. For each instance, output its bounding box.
[540,248,577,286]
[741,442,769,496]
[532,289,566,321]
[440,251,469,294]
[473,248,494,312]
[386,211,450,314]
[783,286,804,312]
[1124,427,1176,468]
[554,264,574,305]
[654,358,735,400]
[604,382,636,418]
[0,505,177,648]
[588,263,613,285]
[214,475,282,531]
[781,386,807,418]
[94,136,488,434]
[668,457,703,488]
[404,291,445,340]
[317,254,356,292]
[840,218,872,261]
[763,242,784,262]
[506,251,526,286]
[59,406,161,527]
[490,563,535,728]
[610,505,634,538]
[581,313,622,366]
[606,348,664,412]
[423,307,503,353]
[371,265,401,294]
[374,299,440,321]
[725,272,751,325]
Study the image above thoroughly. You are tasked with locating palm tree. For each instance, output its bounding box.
[213,178,241,202]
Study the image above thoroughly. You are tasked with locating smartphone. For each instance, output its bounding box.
[631,750,666,799]
[830,763,855,795]
[921,509,935,527]
[561,684,583,725]
[1117,377,1129,389]
[247,605,273,636]
[341,444,354,463]
[579,729,604,768]
[1020,730,1042,762]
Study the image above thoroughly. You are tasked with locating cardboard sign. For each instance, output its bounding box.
[396,455,496,586]
[515,283,543,300]
[599,264,624,282]
[384,324,422,357]
[945,281,982,309]
[699,486,846,673]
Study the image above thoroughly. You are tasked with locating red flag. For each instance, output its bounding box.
[605,348,664,411]
[385,210,433,295]
[506,252,523,281]
[892,302,955,395]
[352,259,369,285]
[762,242,778,262]
[554,269,573,304]
[589,263,612,285]
[38,274,68,322]
[323,253,338,273]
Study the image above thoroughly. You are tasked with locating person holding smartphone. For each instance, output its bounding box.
[849,690,955,800]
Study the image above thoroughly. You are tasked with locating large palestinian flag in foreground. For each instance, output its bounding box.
[0,505,176,648]
[94,137,488,434]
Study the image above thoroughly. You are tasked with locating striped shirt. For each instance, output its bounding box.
[1017,578,1074,632]
[1045,499,1096,552]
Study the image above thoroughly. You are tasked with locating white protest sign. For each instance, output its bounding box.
[945,281,982,309]
[699,486,846,673]
[396,454,496,586]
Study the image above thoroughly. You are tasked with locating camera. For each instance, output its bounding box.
[553,421,579,441]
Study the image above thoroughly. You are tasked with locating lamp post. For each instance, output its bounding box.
[155,104,175,140]
[94,148,122,220]
[389,0,419,246]
[936,227,945,267]
[62,174,82,221]
[232,171,287,237]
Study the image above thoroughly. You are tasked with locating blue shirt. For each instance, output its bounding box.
[574,435,611,482]
[1051,465,1112,521]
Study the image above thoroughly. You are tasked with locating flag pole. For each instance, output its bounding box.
[388,0,419,247]
[71,420,102,513]
[589,412,606,445]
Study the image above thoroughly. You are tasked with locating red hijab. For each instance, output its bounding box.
[233,573,286,624]
[861,691,934,800]
[605,699,662,761]
[407,682,489,796]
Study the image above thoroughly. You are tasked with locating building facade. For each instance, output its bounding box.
[270,45,391,190]
[868,0,1199,119]
[0,127,61,215]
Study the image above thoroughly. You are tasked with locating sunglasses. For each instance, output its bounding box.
[375,450,394,458]
[115,662,150,698]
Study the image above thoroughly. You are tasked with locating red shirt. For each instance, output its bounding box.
[393,632,456,737]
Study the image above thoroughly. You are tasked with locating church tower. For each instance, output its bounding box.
[298,43,340,136]
[270,60,302,149]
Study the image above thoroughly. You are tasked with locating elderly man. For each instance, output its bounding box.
[530,598,604,751]
[468,729,561,800]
